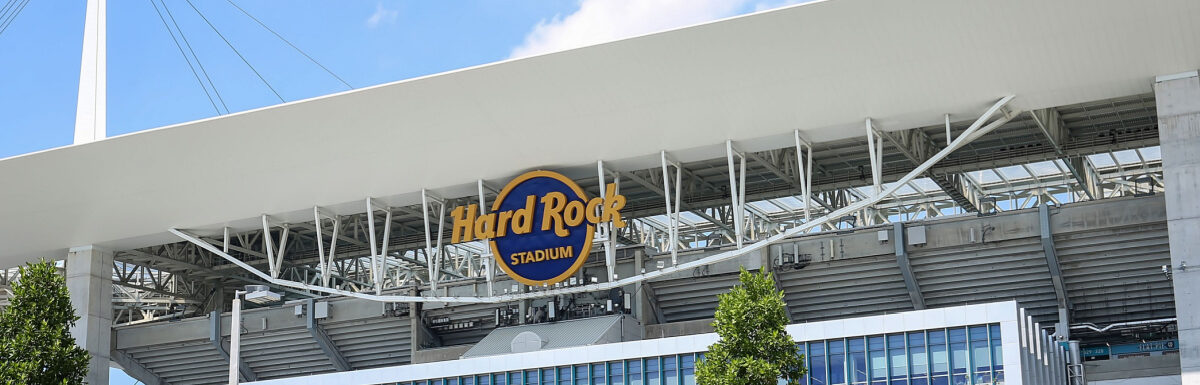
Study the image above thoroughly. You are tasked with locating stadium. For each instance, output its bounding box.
[1,0,1199,384]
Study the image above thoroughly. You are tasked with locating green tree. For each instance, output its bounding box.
[696,268,805,385]
[0,260,90,385]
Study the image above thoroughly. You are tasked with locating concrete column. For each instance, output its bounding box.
[1155,70,1200,383]
[66,246,112,385]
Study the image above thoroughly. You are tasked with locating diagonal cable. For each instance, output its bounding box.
[184,0,285,103]
[0,0,19,23]
[159,0,229,113]
[224,0,353,90]
[0,0,31,38]
[149,0,221,115]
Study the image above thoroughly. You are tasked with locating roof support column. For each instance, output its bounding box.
[1037,203,1071,340]
[891,223,925,310]
[1155,70,1200,382]
[66,245,112,385]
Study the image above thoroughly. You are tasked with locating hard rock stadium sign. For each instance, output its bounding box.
[448,170,627,286]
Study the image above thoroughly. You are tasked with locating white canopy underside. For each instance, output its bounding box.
[1,0,1198,266]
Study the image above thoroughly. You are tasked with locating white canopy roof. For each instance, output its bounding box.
[1,0,1197,267]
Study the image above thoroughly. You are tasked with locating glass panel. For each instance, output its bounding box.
[867,336,884,384]
[949,328,968,375]
[592,364,605,385]
[681,354,696,385]
[889,334,908,381]
[465,377,476,385]
[929,330,948,376]
[909,332,928,377]
[434,380,444,385]
[543,369,555,385]
[610,362,624,385]
[970,326,991,377]
[829,340,846,385]
[450,378,460,385]
[559,367,573,385]
[646,358,661,385]
[495,373,507,385]
[990,325,1004,371]
[527,370,539,385]
[850,338,868,384]
[663,356,677,385]
[575,365,588,385]
[509,371,523,385]
[478,374,491,385]
[810,341,828,385]
[628,360,643,385]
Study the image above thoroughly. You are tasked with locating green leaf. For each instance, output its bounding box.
[0,259,90,384]
[696,268,806,385]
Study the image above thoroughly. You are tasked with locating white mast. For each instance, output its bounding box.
[73,0,106,144]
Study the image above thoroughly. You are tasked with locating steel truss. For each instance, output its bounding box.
[86,93,1167,322]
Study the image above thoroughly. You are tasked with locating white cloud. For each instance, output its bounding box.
[366,2,399,28]
[508,0,753,59]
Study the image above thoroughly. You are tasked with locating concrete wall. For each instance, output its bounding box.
[1085,355,1180,384]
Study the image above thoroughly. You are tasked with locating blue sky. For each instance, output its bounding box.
[0,0,798,382]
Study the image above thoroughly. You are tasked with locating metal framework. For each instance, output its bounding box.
[20,92,1156,324]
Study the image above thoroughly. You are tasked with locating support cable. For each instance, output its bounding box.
[184,0,285,103]
[0,0,20,24]
[224,0,353,90]
[0,0,31,38]
[148,0,221,115]
[158,0,229,114]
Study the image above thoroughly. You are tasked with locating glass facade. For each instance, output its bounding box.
[389,324,1004,385]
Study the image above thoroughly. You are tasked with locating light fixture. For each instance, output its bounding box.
[243,285,281,305]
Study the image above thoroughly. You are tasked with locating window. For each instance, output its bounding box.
[610,362,624,385]
[948,328,968,385]
[527,370,539,385]
[575,366,588,385]
[646,357,661,385]
[559,367,572,385]
[809,341,827,385]
[542,369,555,385]
[990,324,1004,374]
[449,378,460,385]
[663,356,677,385]
[888,334,908,385]
[849,338,868,384]
[969,326,991,384]
[681,354,696,385]
[592,364,606,385]
[465,377,475,385]
[494,373,507,385]
[928,330,948,385]
[829,340,846,385]
[908,332,928,385]
[628,360,643,385]
[434,379,444,385]
[478,374,490,385]
[509,371,523,385]
[867,336,884,385]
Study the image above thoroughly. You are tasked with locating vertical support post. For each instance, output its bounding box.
[726,140,746,248]
[74,0,106,144]
[794,130,813,223]
[366,198,391,295]
[228,290,244,385]
[598,161,616,281]
[1154,70,1200,382]
[660,151,682,264]
[944,114,952,146]
[314,207,339,288]
[478,180,495,296]
[421,190,444,291]
[865,118,883,196]
[67,245,112,385]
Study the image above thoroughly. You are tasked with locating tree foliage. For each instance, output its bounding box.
[696,268,805,385]
[0,260,90,385]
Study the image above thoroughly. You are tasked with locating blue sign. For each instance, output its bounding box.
[448,170,627,286]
